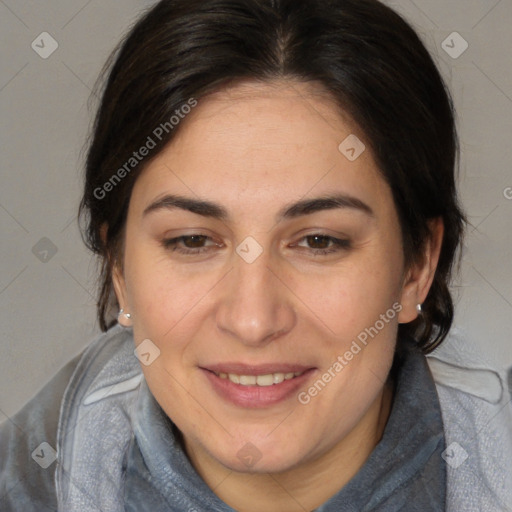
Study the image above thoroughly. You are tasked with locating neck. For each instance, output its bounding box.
[184,379,395,512]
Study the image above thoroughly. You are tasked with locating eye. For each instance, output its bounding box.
[161,233,350,257]
[162,234,222,255]
[294,234,351,255]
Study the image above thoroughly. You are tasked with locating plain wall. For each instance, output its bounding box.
[1,0,511,421]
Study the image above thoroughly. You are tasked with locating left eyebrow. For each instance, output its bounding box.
[276,194,374,220]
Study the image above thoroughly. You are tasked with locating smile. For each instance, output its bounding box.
[213,371,305,386]
[201,366,316,408]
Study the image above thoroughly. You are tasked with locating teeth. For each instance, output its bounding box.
[228,373,240,384]
[273,373,285,384]
[218,371,304,386]
[257,374,274,386]
[239,375,257,385]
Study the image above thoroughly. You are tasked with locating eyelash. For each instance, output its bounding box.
[161,234,351,256]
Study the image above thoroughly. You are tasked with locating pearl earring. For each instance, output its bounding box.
[416,303,422,314]
[118,308,133,327]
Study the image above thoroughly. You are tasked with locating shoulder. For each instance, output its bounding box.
[0,350,80,510]
[0,324,135,511]
[425,329,512,512]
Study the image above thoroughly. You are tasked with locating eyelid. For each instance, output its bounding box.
[294,234,349,246]
[161,232,351,257]
[162,234,223,251]
[291,233,351,253]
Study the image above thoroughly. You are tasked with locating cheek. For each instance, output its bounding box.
[124,244,224,349]
[289,250,403,343]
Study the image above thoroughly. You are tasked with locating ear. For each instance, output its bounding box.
[398,218,444,324]
[101,222,131,327]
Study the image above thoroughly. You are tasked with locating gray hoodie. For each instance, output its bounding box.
[1,325,511,511]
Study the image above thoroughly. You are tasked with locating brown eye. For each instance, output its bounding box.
[162,234,222,255]
[305,235,331,249]
[182,235,208,248]
[294,233,351,256]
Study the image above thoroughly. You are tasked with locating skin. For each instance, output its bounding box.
[112,80,443,512]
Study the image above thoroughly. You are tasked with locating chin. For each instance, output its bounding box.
[208,436,308,475]
[227,454,303,475]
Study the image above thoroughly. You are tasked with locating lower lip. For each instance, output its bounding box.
[201,368,316,408]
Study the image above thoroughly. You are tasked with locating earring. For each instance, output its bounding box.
[416,303,422,314]
[118,308,133,327]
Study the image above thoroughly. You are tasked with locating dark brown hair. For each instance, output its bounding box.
[79,0,465,353]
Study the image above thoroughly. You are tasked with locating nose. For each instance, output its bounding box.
[215,247,296,347]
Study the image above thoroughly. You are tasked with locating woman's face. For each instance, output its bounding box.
[114,80,425,475]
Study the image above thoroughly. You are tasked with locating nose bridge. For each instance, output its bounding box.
[215,246,295,346]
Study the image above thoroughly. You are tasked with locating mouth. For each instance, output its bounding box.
[200,364,316,408]
[212,370,305,386]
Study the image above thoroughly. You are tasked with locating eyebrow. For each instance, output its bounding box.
[143,194,227,219]
[143,193,374,221]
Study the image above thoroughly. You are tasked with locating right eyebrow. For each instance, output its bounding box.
[143,194,229,220]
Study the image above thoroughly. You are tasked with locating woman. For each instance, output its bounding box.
[1,0,511,510]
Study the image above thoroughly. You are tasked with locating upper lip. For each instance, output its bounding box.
[202,363,314,375]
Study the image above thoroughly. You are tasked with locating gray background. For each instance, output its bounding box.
[1,0,511,421]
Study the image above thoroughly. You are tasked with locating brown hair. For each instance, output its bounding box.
[79,0,465,353]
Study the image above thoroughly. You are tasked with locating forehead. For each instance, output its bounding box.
[171,79,356,161]
[130,79,390,220]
